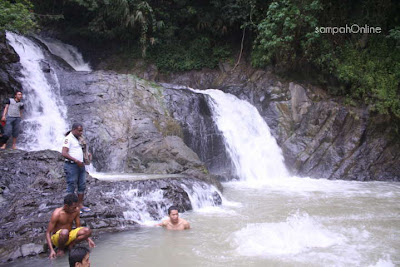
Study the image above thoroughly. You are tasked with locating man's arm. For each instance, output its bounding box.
[87,237,96,248]
[74,212,81,227]
[62,147,84,167]
[155,220,167,227]
[46,210,59,259]
[1,104,9,121]
[184,220,190,230]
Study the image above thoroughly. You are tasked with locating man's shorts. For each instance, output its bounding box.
[4,117,21,138]
[51,227,83,247]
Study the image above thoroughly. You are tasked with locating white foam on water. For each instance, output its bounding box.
[193,205,239,216]
[231,211,346,256]
[6,32,68,151]
[368,255,396,267]
[224,177,400,198]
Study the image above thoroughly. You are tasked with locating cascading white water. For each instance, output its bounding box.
[181,183,221,210]
[101,178,223,226]
[194,89,289,184]
[35,36,92,71]
[6,32,68,151]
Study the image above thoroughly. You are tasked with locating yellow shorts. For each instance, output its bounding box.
[51,227,83,247]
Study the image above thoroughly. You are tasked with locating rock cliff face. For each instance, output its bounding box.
[0,32,21,103]
[155,63,400,181]
[161,86,234,180]
[56,70,221,189]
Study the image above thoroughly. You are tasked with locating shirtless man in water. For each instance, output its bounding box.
[46,194,95,259]
[157,206,190,230]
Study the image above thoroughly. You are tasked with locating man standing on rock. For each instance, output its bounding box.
[62,123,91,212]
[46,194,95,259]
[156,206,191,230]
[1,90,23,149]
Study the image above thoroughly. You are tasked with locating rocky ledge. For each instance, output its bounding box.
[0,149,222,263]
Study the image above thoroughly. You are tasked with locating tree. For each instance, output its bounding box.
[0,0,37,33]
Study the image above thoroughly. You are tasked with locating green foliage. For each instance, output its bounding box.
[149,37,231,72]
[252,0,322,69]
[332,39,400,118]
[0,0,37,33]
[17,0,400,120]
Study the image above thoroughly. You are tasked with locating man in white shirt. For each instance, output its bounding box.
[62,123,90,212]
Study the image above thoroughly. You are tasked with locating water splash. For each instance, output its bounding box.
[6,32,68,151]
[232,211,346,256]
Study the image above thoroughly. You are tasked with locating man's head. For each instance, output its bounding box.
[64,193,79,214]
[14,91,22,101]
[71,123,83,138]
[69,246,90,267]
[168,206,179,223]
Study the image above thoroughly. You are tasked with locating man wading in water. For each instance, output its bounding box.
[156,206,191,230]
[46,194,95,259]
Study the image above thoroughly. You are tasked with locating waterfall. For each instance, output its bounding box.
[6,32,68,151]
[35,36,92,71]
[109,180,222,225]
[194,89,289,183]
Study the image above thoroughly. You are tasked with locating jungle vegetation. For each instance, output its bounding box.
[1,0,399,120]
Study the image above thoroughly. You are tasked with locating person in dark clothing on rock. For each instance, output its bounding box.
[0,122,9,147]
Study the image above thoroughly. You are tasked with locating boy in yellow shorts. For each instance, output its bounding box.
[46,194,95,259]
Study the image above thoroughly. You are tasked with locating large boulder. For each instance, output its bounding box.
[52,69,222,190]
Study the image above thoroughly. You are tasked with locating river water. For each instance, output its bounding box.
[6,178,400,267]
[4,35,400,266]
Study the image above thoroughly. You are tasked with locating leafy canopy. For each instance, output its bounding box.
[0,0,37,33]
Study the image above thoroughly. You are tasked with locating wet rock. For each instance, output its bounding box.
[0,31,22,103]
[0,149,221,263]
[157,61,400,181]
[162,87,234,180]
[20,243,43,257]
[55,70,221,189]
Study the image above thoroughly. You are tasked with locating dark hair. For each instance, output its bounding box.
[64,194,78,206]
[14,90,22,96]
[65,123,83,136]
[69,246,90,267]
[72,123,83,130]
[168,206,179,215]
